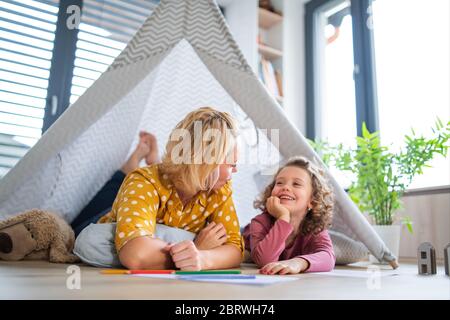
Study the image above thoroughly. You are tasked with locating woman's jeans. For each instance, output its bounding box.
[70,170,126,237]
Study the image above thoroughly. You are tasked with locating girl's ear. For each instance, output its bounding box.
[307,200,313,212]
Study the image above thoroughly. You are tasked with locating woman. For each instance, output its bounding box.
[74,107,243,271]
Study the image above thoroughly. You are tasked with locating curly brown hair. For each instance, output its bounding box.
[254,156,334,236]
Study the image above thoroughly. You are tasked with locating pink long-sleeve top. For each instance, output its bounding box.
[243,211,336,272]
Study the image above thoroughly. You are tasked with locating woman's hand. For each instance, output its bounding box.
[164,240,205,271]
[194,222,227,250]
[266,196,290,222]
[259,258,309,275]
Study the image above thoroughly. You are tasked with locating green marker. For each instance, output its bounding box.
[175,270,241,275]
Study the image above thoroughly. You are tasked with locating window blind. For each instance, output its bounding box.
[0,0,59,178]
[70,0,159,104]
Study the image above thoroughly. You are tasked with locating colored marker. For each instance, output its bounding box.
[129,270,175,274]
[178,275,256,280]
[101,269,130,275]
[175,270,241,275]
[101,269,175,275]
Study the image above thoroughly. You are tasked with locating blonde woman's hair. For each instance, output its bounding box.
[254,156,334,236]
[159,107,238,197]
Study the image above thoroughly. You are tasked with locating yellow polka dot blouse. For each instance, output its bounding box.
[98,164,244,254]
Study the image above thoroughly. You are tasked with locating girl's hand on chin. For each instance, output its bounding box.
[266,196,290,221]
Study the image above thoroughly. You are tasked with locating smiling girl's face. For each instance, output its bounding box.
[271,166,313,215]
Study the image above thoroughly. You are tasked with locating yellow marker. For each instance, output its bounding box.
[101,269,130,275]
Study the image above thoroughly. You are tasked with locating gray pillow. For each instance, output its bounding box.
[73,223,196,268]
[329,230,369,265]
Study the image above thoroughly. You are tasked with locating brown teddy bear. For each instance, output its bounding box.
[0,209,80,263]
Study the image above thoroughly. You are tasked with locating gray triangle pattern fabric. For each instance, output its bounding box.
[108,0,185,70]
[184,0,252,72]
[108,0,251,73]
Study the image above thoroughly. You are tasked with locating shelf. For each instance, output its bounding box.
[258,7,283,29]
[258,44,283,60]
[258,7,284,106]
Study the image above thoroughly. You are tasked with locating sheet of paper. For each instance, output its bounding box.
[178,275,298,286]
[132,274,299,286]
[307,269,400,278]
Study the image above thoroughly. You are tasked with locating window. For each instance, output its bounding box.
[306,0,360,188]
[0,0,59,178]
[306,0,449,189]
[372,0,450,189]
[317,1,356,148]
[69,0,159,105]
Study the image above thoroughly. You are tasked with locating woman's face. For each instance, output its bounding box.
[211,146,238,191]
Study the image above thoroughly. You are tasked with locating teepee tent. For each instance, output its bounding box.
[0,0,397,267]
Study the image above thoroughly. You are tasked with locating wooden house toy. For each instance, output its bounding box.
[417,242,437,275]
[444,243,450,276]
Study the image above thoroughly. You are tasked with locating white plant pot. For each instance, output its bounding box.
[369,225,401,264]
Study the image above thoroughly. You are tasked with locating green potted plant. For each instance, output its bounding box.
[310,119,450,263]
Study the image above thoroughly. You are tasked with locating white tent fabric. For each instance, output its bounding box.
[0,0,397,266]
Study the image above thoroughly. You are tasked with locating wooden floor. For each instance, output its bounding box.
[0,259,448,299]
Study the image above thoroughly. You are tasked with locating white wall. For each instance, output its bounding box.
[397,191,450,261]
[218,0,258,72]
[283,0,307,134]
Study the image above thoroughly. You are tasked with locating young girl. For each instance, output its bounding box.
[243,156,335,274]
